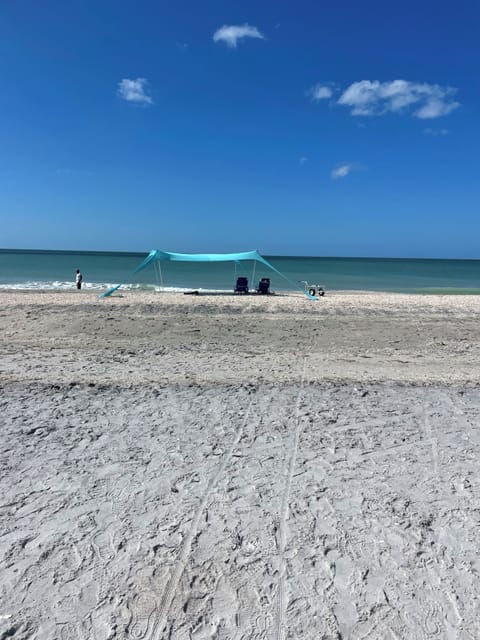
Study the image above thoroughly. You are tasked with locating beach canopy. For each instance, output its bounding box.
[99,249,315,299]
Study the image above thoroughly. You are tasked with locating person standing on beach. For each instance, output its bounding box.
[75,269,83,290]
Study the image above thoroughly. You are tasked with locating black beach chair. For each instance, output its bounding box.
[234,276,249,294]
[256,277,270,295]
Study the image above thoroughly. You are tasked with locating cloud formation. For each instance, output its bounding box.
[117,78,153,105]
[213,24,265,48]
[337,80,459,119]
[309,84,334,101]
[331,164,352,179]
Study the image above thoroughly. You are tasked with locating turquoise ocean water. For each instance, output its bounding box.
[1,249,480,294]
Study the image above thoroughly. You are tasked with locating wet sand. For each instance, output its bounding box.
[1,291,480,639]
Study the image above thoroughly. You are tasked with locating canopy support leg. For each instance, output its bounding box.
[154,261,164,290]
[158,262,164,290]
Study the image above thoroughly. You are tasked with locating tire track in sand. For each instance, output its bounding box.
[273,359,306,640]
[149,392,256,640]
[422,398,439,478]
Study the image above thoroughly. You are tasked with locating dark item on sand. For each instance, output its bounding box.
[299,280,325,297]
[184,290,199,295]
[256,277,271,295]
[234,277,249,294]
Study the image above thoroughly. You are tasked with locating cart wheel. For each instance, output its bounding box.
[318,288,325,296]
[308,288,316,296]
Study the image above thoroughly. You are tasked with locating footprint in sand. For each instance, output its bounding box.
[127,592,158,639]
[247,612,272,640]
[190,619,220,639]
[59,622,82,640]
[91,528,116,563]
[402,597,444,638]
[423,599,444,636]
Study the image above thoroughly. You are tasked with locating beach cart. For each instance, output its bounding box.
[299,280,325,297]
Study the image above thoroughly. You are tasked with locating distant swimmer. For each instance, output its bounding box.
[75,269,83,290]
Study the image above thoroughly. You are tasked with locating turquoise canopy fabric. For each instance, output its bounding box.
[99,249,316,299]
[149,249,271,264]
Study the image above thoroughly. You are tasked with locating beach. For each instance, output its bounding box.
[2,290,480,639]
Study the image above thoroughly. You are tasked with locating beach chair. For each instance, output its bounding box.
[256,277,271,295]
[234,276,249,294]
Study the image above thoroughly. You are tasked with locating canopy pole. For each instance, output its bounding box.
[157,261,164,290]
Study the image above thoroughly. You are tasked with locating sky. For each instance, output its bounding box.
[0,0,479,257]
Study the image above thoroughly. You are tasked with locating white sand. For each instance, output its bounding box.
[1,291,480,639]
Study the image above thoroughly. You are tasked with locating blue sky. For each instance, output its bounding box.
[0,0,478,257]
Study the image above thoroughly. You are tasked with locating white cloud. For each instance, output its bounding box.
[331,164,352,179]
[415,98,458,119]
[337,80,459,119]
[309,84,334,101]
[423,127,449,136]
[117,78,153,105]
[213,24,265,48]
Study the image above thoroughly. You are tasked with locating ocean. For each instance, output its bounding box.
[1,248,480,294]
